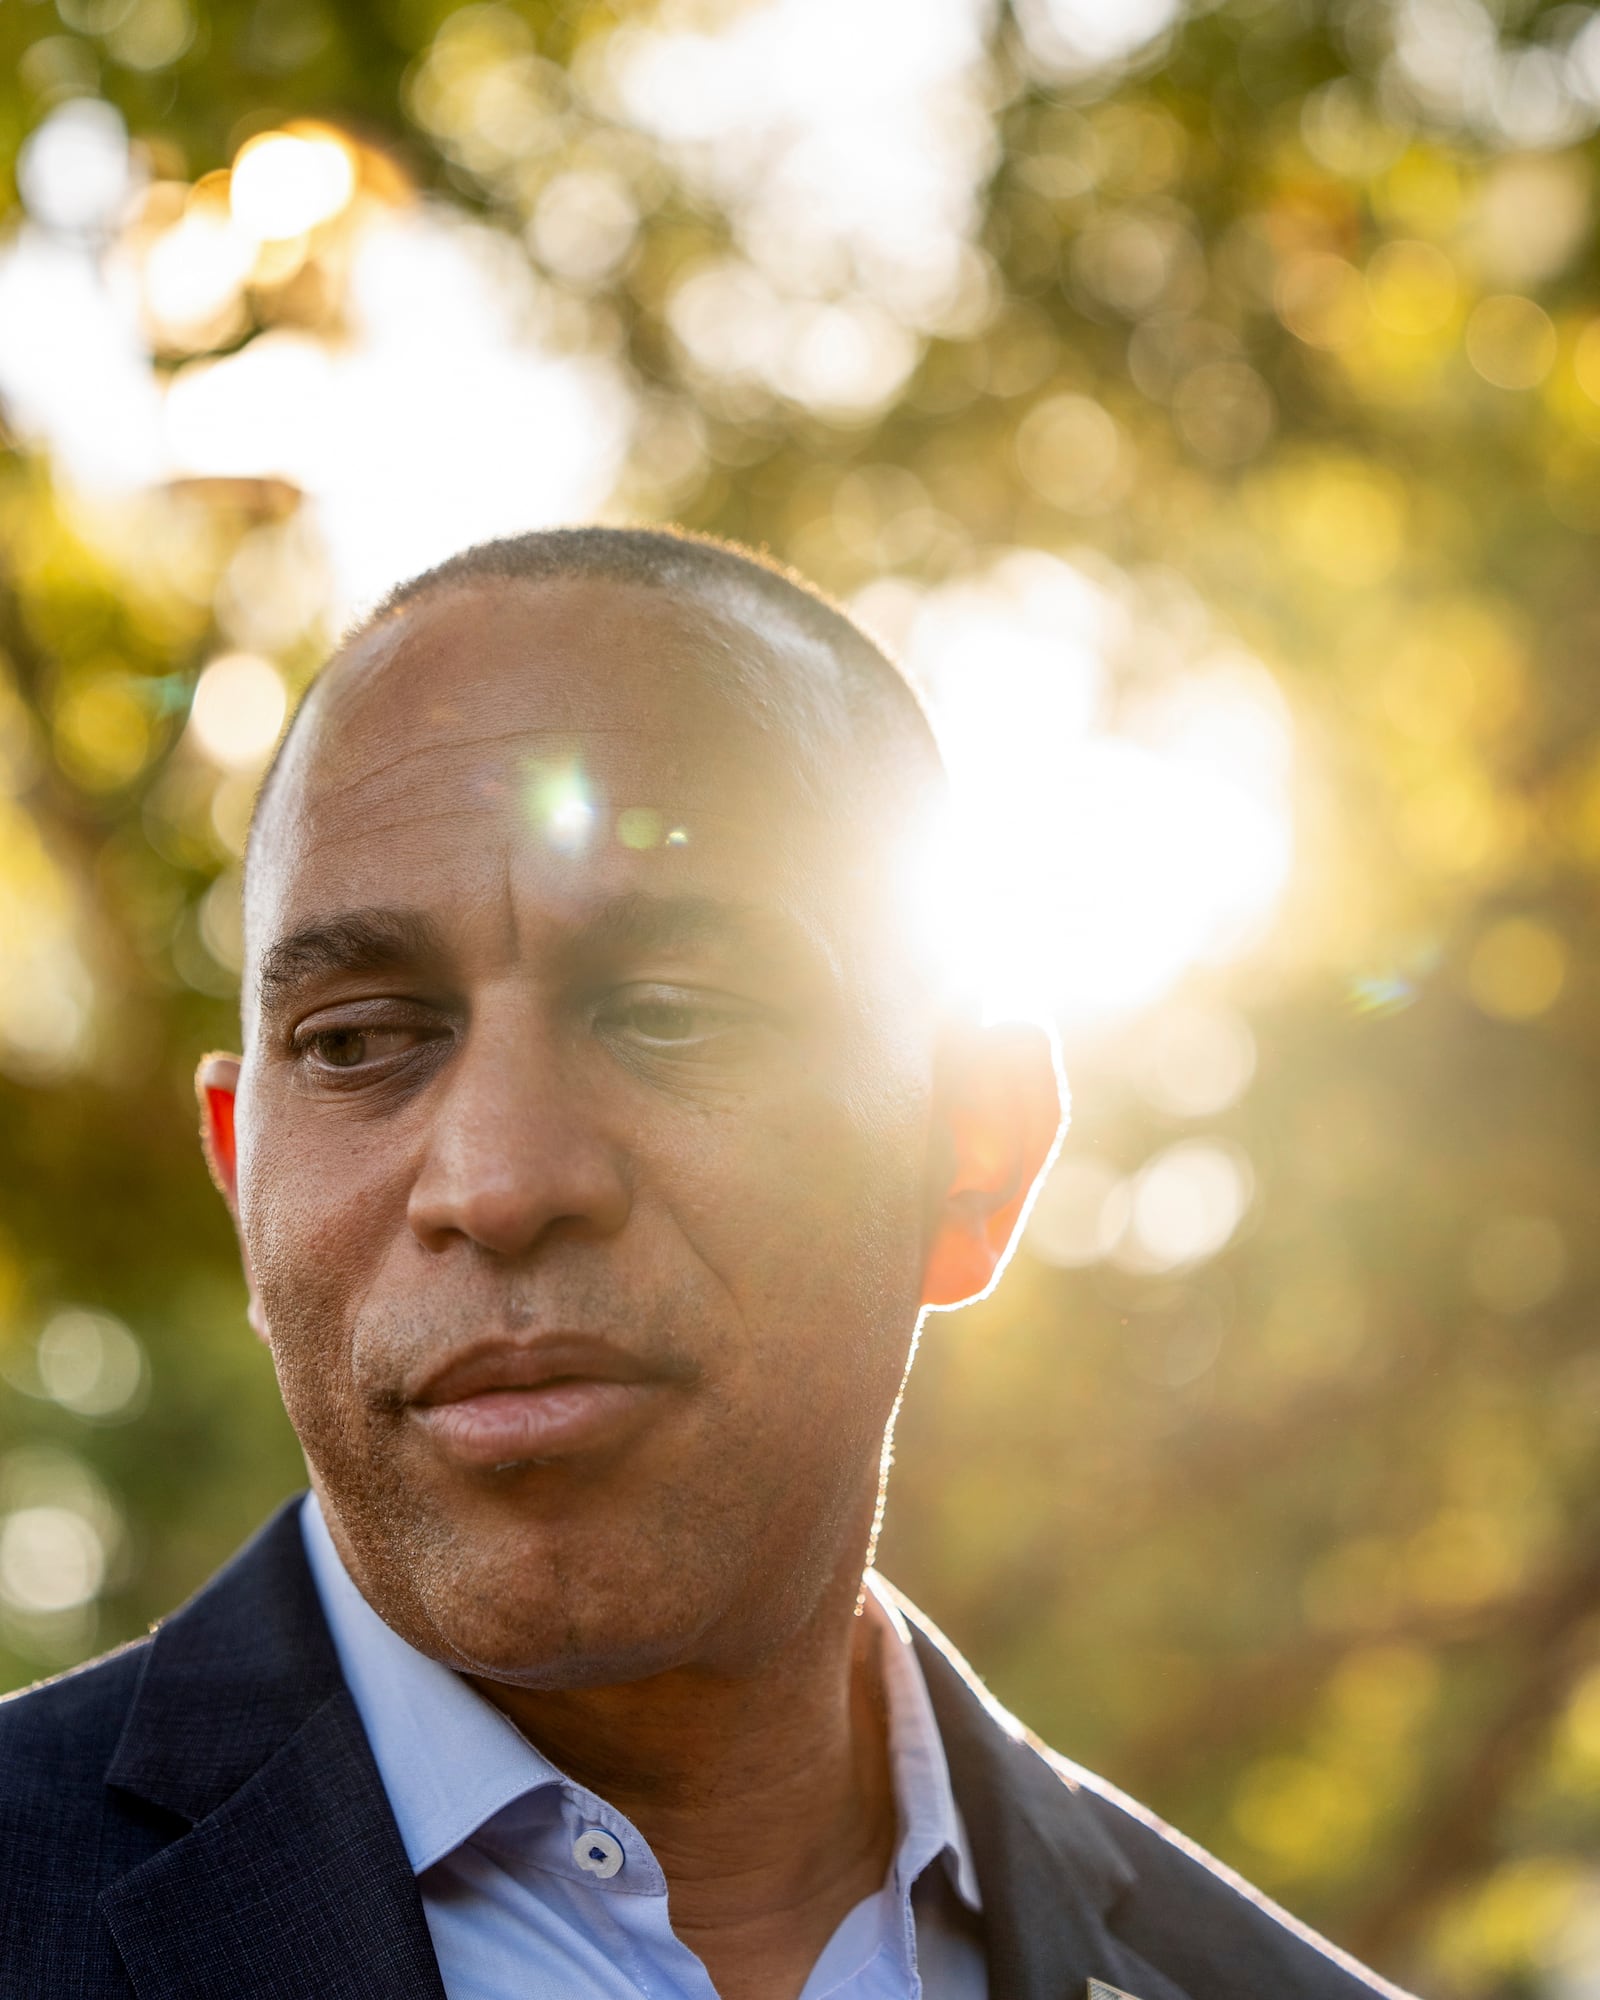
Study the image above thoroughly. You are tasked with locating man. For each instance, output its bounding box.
[1,529,1411,1999]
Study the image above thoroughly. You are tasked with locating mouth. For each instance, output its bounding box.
[406,1334,683,1471]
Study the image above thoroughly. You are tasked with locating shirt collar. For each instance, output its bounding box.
[301,1492,565,1872]
[863,1569,982,1912]
[302,1495,979,1911]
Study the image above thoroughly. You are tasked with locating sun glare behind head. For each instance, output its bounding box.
[878,555,1294,1032]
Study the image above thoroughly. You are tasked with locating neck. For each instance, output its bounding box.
[470,1563,897,2000]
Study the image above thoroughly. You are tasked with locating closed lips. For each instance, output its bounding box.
[405,1336,690,1467]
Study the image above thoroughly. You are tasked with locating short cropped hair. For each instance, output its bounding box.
[371,525,937,760]
[247,524,945,883]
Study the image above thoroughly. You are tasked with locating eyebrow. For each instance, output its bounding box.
[257,908,448,1012]
[573,890,777,959]
[254,892,811,1014]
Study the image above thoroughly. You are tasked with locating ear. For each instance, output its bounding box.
[196,1052,241,1210]
[196,1053,269,1343]
[921,1021,1066,1312]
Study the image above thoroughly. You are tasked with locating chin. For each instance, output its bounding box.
[324,1434,869,1686]
[383,1514,732,1686]
[430,1577,723,1689]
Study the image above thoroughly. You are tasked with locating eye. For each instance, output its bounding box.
[294,1024,426,1074]
[309,1029,371,1068]
[613,998,716,1045]
[598,988,747,1050]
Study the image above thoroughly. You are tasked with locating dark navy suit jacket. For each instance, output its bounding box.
[0,1501,1413,1999]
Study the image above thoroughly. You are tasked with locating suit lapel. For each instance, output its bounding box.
[101,1691,445,2000]
[100,1501,444,2000]
[907,1610,1194,2000]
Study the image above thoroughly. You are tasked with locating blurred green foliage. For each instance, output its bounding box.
[3,0,1600,1992]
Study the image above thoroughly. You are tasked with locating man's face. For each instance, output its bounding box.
[235,579,940,1685]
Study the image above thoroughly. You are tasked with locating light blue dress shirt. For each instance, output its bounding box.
[301,1496,987,1999]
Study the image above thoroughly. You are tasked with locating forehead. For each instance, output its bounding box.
[306,575,838,807]
[247,577,867,966]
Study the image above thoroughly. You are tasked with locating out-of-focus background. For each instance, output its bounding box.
[0,0,1596,1988]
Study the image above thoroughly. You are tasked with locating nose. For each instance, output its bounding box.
[406,1006,632,1258]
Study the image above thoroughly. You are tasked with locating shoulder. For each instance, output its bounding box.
[0,1634,153,1804]
[0,1498,327,1843]
[0,1640,156,1872]
[892,1591,1415,2000]
[0,1635,172,1990]
[1050,1751,1414,1999]
[0,1637,208,1999]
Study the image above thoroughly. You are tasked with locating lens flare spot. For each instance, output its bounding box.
[617,807,663,850]
[1468,917,1565,1021]
[522,759,598,854]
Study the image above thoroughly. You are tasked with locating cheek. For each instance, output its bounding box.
[662,1065,930,1387]
[235,1088,410,1377]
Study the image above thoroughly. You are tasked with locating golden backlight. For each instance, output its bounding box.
[871,553,1294,1029]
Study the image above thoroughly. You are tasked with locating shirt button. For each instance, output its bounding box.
[573,1828,625,1880]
